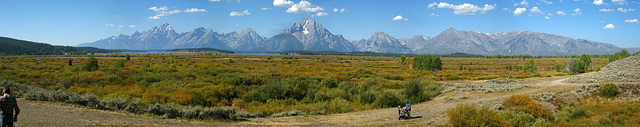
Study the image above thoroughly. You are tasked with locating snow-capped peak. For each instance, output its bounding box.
[303,20,310,35]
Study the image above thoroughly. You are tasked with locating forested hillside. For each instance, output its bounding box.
[0,37,81,55]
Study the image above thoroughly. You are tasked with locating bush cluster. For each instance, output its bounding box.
[502,95,551,119]
[554,103,585,122]
[600,82,618,98]
[2,78,240,120]
[446,103,509,127]
[413,55,442,71]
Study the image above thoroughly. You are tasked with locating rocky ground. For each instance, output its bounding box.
[441,77,529,94]
[568,54,640,83]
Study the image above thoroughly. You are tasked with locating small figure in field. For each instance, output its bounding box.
[0,87,19,127]
[397,105,403,120]
[405,101,411,118]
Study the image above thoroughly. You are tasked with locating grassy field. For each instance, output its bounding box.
[0,54,610,118]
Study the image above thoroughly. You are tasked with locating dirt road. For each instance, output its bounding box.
[16,75,587,126]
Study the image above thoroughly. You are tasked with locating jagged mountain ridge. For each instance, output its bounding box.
[275,18,354,52]
[78,19,623,55]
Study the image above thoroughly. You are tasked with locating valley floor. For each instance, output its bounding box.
[17,75,589,126]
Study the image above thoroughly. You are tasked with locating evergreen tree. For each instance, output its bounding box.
[82,56,99,71]
[609,49,630,62]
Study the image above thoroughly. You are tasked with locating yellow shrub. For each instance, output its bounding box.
[503,95,551,119]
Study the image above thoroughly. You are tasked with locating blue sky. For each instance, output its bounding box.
[1,0,639,48]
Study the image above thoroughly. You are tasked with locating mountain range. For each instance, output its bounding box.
[78,18,623,56]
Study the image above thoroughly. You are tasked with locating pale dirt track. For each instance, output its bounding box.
[17,75,588,126]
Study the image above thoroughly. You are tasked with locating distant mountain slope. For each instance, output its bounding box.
[395,28,621,56]
[78,23,259,50]
[254,34,304,52]
[217,28,267,51]
[0,37,78,55]
[78,19,624,56]
[354,32,408,53]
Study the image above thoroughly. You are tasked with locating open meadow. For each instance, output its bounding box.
[3,53,640,126]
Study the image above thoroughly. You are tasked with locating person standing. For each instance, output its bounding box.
[405,101,411,118]
[0,87,19,127]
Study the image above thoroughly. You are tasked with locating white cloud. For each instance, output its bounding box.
[514,8,527,16]
[286,0,325,13]
[431,13,439,17]
[599,9,614,12]
[313,12,328,17]
[332,8,346,13]
[209,0,221,1]
[129,25,135,28]
[427,2,496,15]
[540,0,553,4]
[148,6,168,12]
[601,21,605,23]
[556,11,566,15]
[392,15,408,21]
[603,24,615,29]
[571,8,581,16]
[118,25,124,28]
[521,0,529,6]
[593,0,604,5]
[545,16,550,19]
[105,24,114,27]
[514,0,529,6]
[148,6,181,20]
[273,0,294,7]
[230,10,250,16]
[530,7,542,14]
[617,8,636,12]
[625,19,639,23]
[503,8,509,11]
[612,0,626,4]
[261,8,272,10]
[184,8,207,13]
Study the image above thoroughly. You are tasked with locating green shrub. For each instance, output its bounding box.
[321,77,339,88]
[326,97,352,114]
[359,90,376,104]
[601,82,618,98]
[499,110,535,127]
[446,103,508,127]
[81,94,100,108]
[233,110,252,118]
[147,103,179,119]
[402,78,441,103]
[82,56,99,71]
[115,59,125,67]
[102,98,128,110]
[180,106,204,119]
[125,99,147,114]
[531,118,551,127]
[373,90,403,108]
[199,107,236,119]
